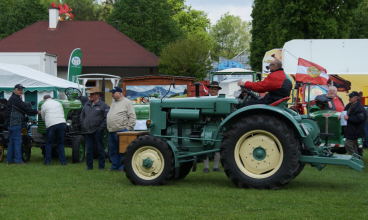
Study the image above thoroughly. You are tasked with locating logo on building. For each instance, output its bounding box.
[71,57,81,66]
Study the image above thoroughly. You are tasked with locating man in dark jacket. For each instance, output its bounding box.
[7,84,38,164]
[80,87,109,170]
[344,91,367,155]
[238,59,292,105]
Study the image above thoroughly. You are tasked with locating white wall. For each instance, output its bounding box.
[0,52,57,76]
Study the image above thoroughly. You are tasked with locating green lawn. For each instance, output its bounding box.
[0,148,367,220]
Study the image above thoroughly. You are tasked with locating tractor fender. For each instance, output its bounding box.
[164,139,180,168]
[219,105,307,138]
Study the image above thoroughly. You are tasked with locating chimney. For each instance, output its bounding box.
[49,7,59,29]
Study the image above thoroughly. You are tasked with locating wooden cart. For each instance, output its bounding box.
[118,131,148,153]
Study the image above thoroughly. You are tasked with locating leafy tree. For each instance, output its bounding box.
[107,0,181,55]
[159,32,213,80]
[250,0,360,71]
[0,0,47,39]
[96,0,115,21]
[351,0,368,38]
[173,6,211,36]
[63,0,99,20]
[210,13,251,60]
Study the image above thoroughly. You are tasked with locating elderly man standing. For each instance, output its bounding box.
[344,91,367,155]
[80,87,109,170]
[107,87,136,171]
[41,95,67,165]
[7,84,38,164]
[203,81,222,172]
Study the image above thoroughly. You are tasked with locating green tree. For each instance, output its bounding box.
[250,0,360,71]
[210,13,251,60]
[173,6,211,36]
[96,0,115,21]
[159,32,213,80]
[64,0,99,20]
[107,0,181,55]
[0,0,47,39]
[351,0,368,38]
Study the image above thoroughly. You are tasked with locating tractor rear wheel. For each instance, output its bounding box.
[72,135,85,163]
[124,135,174,185]
[221,115,301,189]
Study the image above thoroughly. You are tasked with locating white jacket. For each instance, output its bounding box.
[41,99,66,128]
[107,97,136,132]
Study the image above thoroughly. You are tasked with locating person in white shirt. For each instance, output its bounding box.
[41,95,67,165]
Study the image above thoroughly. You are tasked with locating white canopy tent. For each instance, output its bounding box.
[0,63,82,104]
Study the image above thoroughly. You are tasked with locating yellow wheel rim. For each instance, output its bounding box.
[132,146,165,180]
[234,130,283,179]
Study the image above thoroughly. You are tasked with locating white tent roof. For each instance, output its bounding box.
[216,68,254,73]
[0,63,81,89]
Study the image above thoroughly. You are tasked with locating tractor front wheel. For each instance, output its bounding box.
[124,135,174,185]
[221,115,301,189]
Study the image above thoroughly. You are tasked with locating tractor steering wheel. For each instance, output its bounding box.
[65,87,82,100]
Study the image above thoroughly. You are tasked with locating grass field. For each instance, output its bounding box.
[0,148,367,220]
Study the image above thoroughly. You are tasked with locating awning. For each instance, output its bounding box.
[0,63,81,91]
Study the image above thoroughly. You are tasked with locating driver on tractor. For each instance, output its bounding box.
[237,59,292,105]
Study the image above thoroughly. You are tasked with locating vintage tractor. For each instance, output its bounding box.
[122,84,364,189]
[32,88,85,163]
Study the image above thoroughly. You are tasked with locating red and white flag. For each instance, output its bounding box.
[296,58,329,85]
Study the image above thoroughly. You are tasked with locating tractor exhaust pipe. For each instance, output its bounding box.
[194,82,200,97]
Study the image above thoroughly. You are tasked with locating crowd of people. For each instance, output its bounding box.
[4,84,136,171]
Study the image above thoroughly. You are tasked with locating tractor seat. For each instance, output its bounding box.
[269,97,290,106]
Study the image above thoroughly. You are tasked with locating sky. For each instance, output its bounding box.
[185,0,254,24]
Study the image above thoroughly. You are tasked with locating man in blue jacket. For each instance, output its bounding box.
[7,84,38,164]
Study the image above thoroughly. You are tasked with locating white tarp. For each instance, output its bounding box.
[283,39,368,75]
[0,63,81,89]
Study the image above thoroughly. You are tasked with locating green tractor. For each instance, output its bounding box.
[32,88,86,163]
[123,82,364,189]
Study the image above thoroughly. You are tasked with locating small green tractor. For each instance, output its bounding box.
[123,82,364,189]
[32,88,85,163]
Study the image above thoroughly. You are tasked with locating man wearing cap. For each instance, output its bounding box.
[237,59,292,105]
[80,87,109,170]
[208,81,222,97]
[107,87,136,171]
[203,81,221,172]
[343,91,367,155]
[41,95,67,165]
[6,84,38,164]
